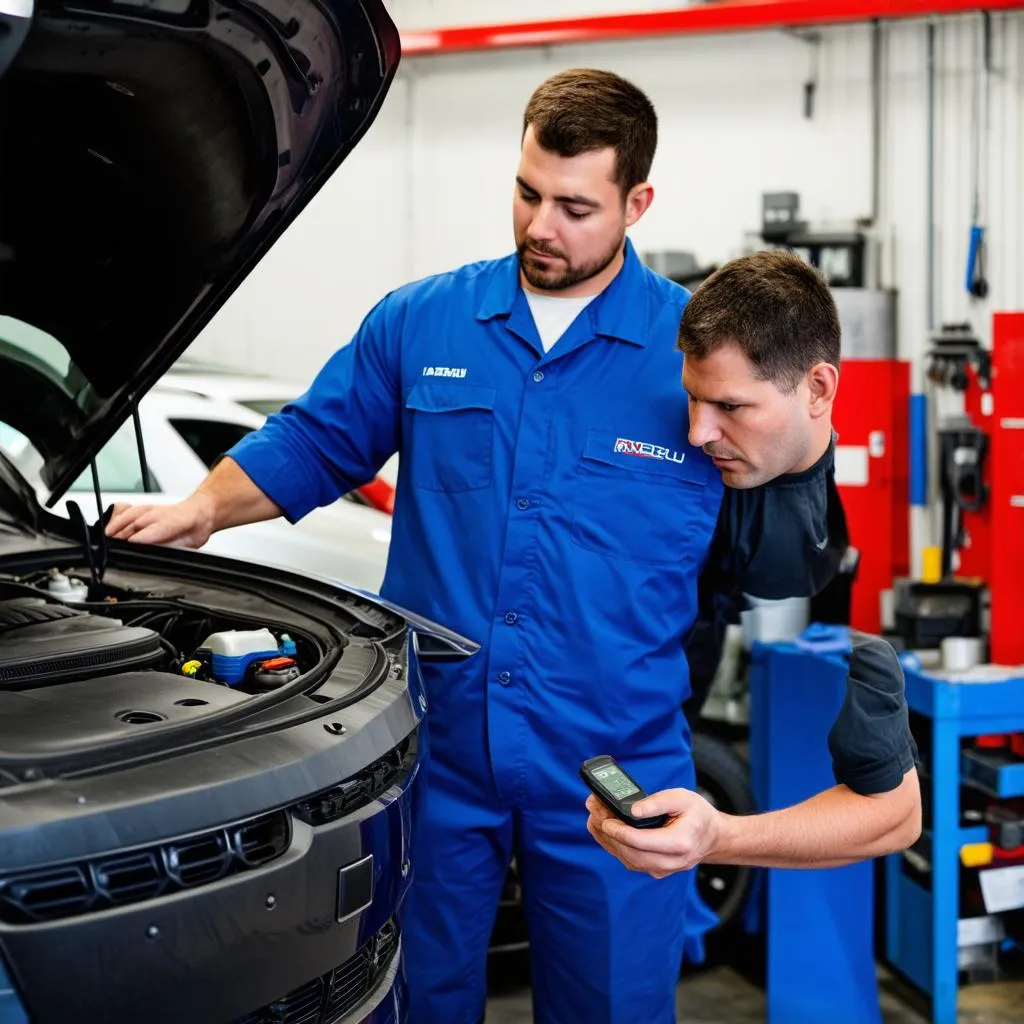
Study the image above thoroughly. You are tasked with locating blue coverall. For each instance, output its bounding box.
[229,241,816,1023]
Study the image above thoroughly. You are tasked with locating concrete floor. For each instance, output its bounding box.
[484,951,1024,1023]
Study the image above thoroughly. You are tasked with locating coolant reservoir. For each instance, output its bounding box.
[46,569,88,602]
[199,628,281,685]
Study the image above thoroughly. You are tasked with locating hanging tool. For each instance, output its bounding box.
[802,30,821,119]
[965,12,991,299]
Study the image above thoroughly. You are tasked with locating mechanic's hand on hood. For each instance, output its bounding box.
[585,790,721,879]
[106,493,215,549]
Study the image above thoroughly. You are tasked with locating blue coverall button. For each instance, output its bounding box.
[504,611,518,625]
[532,370,545,383]
[497,671,511,685]
[516,497,530,510]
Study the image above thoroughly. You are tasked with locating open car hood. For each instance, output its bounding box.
[0,0,400,504]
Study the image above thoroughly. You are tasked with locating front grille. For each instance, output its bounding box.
[235,919,400,1024]
[166,832,233,887]
[292,736,415,827]
[252,978,324,1024]
[0,810,291,925]
[234,813,291,867]
[95,851,167,905]
[3,865,93,920]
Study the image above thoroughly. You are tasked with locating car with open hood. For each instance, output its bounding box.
[0,2,476,1023]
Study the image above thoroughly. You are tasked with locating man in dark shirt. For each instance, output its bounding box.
[587,252,921,878]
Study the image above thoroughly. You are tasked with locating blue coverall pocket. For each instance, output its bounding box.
[404,383,497,492]
[570,428,710,564]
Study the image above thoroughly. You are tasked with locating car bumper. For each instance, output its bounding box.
[0,739,419,1024]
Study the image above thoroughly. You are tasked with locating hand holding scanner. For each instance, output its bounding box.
[580,754,668,829]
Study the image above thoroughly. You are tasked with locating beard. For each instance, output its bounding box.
[517,229,624,292]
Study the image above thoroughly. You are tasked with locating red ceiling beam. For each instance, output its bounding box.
[401,0,1024,57]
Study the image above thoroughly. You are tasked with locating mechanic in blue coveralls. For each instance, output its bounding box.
[107,69,921,1024]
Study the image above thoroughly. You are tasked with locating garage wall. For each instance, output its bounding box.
[393,7,1023,363]
[401,29,877,281]
[193,3,1024,566]
[197,7,1023,373]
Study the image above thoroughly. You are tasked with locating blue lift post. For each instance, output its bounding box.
[886,664,1024,1024]
[748,638,884,1024]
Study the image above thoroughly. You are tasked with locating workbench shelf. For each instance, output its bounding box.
[885,664,1024,1024]
[960,749,1024,799]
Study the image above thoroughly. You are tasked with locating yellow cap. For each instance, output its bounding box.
[921,547,942,585]
[181,660,202,677]
[961,842,993,868]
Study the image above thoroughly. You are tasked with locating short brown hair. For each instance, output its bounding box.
[677,250,841,392]
[522,69,657,195]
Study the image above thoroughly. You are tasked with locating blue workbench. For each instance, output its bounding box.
[885,661,1024,1024]
[747,638,884,1024]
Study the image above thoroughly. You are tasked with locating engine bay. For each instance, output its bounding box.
[0,568,317,697]
[0,561,373,775]
[0,533,421,778]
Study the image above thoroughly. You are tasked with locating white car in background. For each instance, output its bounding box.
[0,386,393,593]
[161,356,309,418]
[164,356,401,489]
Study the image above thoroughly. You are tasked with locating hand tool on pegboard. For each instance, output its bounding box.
[966,12,991,299]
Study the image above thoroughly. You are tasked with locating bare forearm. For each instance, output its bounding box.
[195,457,283,532]
[707,770,922,869]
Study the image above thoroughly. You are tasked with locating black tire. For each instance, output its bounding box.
[693,731,756,938]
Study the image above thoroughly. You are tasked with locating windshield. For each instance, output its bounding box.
[0,421,157,496]
[0,317,155,497]
[0,314,92,408]
[0,316,73,380]
[0,423,44,483]
[0,315,104,478]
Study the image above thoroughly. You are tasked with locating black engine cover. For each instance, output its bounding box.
[0,598,162,689]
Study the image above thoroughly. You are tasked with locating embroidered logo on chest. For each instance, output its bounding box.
[614,437,686,464]
[422,366,467,378]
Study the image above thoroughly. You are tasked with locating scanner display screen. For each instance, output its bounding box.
[593,764,640,800]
